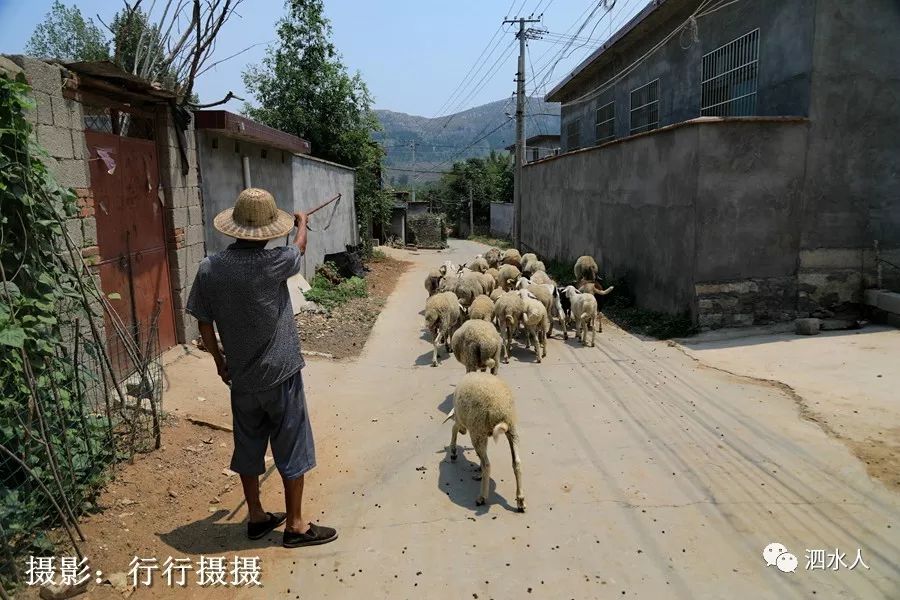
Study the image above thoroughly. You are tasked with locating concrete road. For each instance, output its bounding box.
[249,240,899,599]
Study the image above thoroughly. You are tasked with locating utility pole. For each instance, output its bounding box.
[469,183,474,238]
[410,141,417,202]
[503,16,541,248]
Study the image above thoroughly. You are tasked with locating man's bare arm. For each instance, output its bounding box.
[293,212,308,254]
[198,321,230,385]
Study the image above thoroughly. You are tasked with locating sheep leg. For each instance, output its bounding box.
[449,423,459,461]
[491,347,500,375]
[473,437,490,506]
[501,325,511,363]
[597,312,603,333]
[431,330,440,367]
[530,328,541,363]
[507,432,526,512]
[539,328,547,358]
[590,316,596,347]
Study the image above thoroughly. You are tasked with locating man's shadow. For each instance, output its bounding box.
[159,467,282,553]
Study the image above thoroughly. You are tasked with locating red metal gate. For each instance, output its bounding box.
[86,131,177,367]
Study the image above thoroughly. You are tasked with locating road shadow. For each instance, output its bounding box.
[158,509,279,553]
[438,390,454,415]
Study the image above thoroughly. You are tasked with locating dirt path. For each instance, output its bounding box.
[70,240,898,599]
[245,240,898,599]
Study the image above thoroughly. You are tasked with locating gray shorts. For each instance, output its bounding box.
[230,370,316,480]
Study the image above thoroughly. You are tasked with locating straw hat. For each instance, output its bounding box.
[213,188,294,240]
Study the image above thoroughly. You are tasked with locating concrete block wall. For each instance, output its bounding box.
[490,202,514,240]
[156,109,203,344]
[7,55,105,328]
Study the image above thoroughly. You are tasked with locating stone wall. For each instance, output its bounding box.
[490,202,514,240]
[5,56,104,338]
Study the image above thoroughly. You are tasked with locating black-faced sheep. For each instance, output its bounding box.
[450,319,502,374]
[563,286,598,347]
[492,291,525,363]
[466,294,494,322]
[446,372,525,511]
[424,292,464,366]
[574,255,599,282]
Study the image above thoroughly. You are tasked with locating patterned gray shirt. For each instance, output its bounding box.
[186,242,305,393]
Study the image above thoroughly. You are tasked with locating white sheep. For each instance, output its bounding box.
[516,289,548,362]
[475,271,496,295]
[523,260,546,277]
[486,267,501,287]
[520,252,537,273]
[469,256,489,273]
[489,287,504,302]
[516,278,566,339]
[446,372,525,511]
[529,270,553,286]
[424,292,464,366]
[452,272,484,307]
[578,280,615,332]
[497,264,522,291]
[451,319,502,374]
[466,294,494,322]
[492,290,525,363]
[574,255,599,282]
[483,247,502,268]
[501,248,522,268]
[563,285,598,347]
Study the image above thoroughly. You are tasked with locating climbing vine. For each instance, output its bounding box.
[0,71,115,590]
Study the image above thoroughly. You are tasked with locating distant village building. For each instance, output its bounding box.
[522,0,900,329]
[506,134,561,163]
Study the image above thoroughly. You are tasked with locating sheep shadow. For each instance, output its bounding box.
[414,349,449,366]
[437,448,517,515]
[438,391,454,415]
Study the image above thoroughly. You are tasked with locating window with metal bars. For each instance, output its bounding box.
[82,105,156,140]
[701,29,760,117]
[595,101,615,143]
[566,119,581,150]
[630,79,659,135]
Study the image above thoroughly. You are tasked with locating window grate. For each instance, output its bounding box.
[701,29,760,116]
[630,79,659,135]
[83,105,155,140]
[595,101,615,143]
[566,119,581,150]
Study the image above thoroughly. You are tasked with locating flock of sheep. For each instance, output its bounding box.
[422,247,614,512]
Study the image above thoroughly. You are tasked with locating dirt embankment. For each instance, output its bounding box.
[296,255,410,359]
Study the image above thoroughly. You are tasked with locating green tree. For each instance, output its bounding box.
[26,1,109,62]
[242,0,392,247]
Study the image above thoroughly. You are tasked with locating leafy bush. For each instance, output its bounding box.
[304,264,367,310]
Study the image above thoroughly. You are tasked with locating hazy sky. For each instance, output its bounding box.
[0,0,645,115]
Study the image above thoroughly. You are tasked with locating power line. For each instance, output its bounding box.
[413,117,514,181]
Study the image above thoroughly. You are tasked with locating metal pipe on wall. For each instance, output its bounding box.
[242,155,251,188]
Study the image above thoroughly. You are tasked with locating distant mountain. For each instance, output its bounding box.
[375,98,560,185]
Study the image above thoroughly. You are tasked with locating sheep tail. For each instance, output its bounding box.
[492,422,509,442]
[581,311,590,322]
[504,314,516,327]
[484,357,496,371]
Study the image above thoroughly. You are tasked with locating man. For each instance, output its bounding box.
[186,187,337,548]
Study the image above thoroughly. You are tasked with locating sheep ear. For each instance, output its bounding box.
[439,265,447,275]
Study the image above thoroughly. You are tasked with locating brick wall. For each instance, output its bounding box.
[156,108,204,344]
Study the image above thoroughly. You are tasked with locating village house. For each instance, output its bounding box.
[506,134,560,163]
[522,0,900,328]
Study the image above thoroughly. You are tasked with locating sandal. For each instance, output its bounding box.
[247,512,286,540]
[283,522,338,548]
